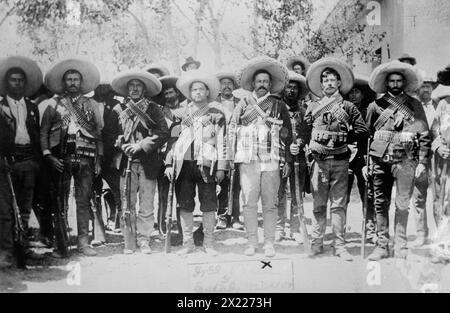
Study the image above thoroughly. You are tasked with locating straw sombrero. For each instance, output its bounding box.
[176,70,220,102]
[287,71,308,98]
[215,71,237,86]
[236,56,289,94]
[398,53,417,66]
[369,60,419,94]
[0,56,43,97]
[286,56,311,74]
[45,59,100,95]
[144,63,170,77]
[112,71,162,97]
[306,57,355,97]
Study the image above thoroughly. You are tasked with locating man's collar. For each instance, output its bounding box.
[6,95,25,104]
[252,90,271,103]
[387,91,405,98]
[221,95,234,102]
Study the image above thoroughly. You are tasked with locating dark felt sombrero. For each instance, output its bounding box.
[181,57,201,72]
[0,56,43,97]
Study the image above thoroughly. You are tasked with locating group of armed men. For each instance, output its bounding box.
[1,52,450,270]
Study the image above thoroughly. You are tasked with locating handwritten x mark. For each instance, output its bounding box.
[261,261,272,269]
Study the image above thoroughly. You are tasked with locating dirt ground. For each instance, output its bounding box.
[1,187,449,293]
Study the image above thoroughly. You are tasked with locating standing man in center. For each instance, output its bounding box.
[231,57,293,258]
[111,71,169,254]
[165,70,227,256]
[293,58,369,261]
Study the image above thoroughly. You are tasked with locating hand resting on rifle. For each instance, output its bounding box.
[437,146,450,159]
[165,165,174,181]
[46,155,64,173]
[122,143,142,157]
[216,170,225,184]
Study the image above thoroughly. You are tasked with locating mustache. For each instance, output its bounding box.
[257,86,268,91]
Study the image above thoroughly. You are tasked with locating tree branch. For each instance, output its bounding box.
[0,5,16,28]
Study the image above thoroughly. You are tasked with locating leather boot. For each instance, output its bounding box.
[202,211,218,257]
[177,210,195,255]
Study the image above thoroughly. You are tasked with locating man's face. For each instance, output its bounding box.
[6,72,26,98]
[186,63,199,71]
[220,78,235,98]
[164,87,179,108]
[127,79,145,101]
[285,81,300,100]
[386,73,405,96]
[321,73,341,96]
[293,64,305,75]
[190,82,209,103]
[252,73,271,98]
[63,72,82,95]
[418,82,433,102]
[348,87,364,105]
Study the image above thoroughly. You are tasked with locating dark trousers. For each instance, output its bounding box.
[32,162,54,240]
[372,158,417,251]
[217,167,241,221]
[93,164,121,222]
[0,161,13,256]
[412,167,429,237]
[175,161,217,213]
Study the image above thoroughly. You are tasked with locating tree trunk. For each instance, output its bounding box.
[163,0,181,75]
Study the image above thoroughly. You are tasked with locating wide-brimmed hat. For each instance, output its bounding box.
[157,75,186,103]
[306,57,355,97]
[45,58,100,95]
[176,70,220,102]
[0,56,43,97]
[112,71,162,97]
[345,74,377,104]
[236,56,289,94]
[286,71,308,98]
[432,84,450,102]
[215,71,237,86]
[181,57,201,72]
[438,65,450,86]
[144,63,170,77]
[369,60,420,94]
[398,53,417,66]
[286,56,311,74]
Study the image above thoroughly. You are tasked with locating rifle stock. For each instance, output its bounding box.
[165,160,177,253]
[361,137,371,258]
[121,158,137,252]
[227,122,238,216]
[92,190,106,244]
[4,158,27,269]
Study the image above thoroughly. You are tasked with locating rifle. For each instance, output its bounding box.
[440,142,449,218]
[121,158,137,252]
[165,158,177,253]
[4,158,27,269]
[291,119,310,254]
[227,122,238,217]
[52,126,71,257]
[361,137,371,258]
[91,187,106,244]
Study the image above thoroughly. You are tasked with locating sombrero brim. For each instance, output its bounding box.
[287,71,308,98]
[144,63,170,77]
[112,71,162,98]
[237,57,289,94]
[432,84,450,103]
[155,75,186,104]
[182,61,201,72]
[45,59,100,95]
[176,70,220,102]
[286,56,311,72]
[369,60,419,94]
[216,71,237,86]
[0,56,43,97]
[306,57,355,97]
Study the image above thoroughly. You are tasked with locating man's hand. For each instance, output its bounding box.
[165,166,174,181]
[415,163,426,179]
[122,143,142,157]
[216,170,225,184]
[46,155,64,173]
[438,146,450,159]
[290,143,300,156]
[362,166,370,181]
[95,157,102,177]
[282,163,292,179]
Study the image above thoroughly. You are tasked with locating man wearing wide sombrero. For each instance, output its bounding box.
[230,56,293,258]
[277,71,309,244]
[344,74,377,244]
[41,58,104,257]
[164,70,227,256]
[181,57,201,72]
[429,64,450,264]
[155,75,184,236]
[214,70,243,231]
[0,56,44,264]
[287,56,310,76]
[292,57,369,261]
[111,71,169,254]
[365,60,430,261]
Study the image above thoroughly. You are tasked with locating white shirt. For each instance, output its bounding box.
[6,96,31,145]
[219,96,236,123]
[67,96,81,135]
[422,100,436,129]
